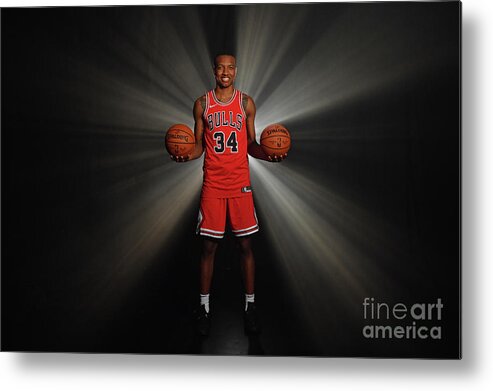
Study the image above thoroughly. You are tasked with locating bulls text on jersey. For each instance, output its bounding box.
[206,111,243,132]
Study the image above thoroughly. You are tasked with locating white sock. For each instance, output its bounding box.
[245,293,255,311]
[200,294,210,313]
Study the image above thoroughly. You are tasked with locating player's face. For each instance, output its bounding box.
[214,55,237,88]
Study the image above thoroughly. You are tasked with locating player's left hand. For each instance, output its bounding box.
[268,153,288,162]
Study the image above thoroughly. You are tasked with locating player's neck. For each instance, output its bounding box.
[214,85,235,102]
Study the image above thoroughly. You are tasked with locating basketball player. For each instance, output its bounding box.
[171,54,286,336]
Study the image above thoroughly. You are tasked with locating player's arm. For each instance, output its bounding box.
[171,96,205,162]
[245,95,286,162]
[189,96,206,160]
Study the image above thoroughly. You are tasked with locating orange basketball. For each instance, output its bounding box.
[165,124,195,156]
[260,124,291,158]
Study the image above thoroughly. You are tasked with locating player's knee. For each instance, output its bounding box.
[202,239,219,257]
[237,237,252,255]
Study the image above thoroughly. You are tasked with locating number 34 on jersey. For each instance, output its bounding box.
[213,131,238,154]
[206,111,243,154]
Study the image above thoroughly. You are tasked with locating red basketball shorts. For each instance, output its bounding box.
[196,195,259,239]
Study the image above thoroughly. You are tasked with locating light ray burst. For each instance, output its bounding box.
[233,3,448,342]
[81,161,203,315]
[236,5,450,128]
[235,4,310,98]
[45,8,214,324]
[250,159,411,337]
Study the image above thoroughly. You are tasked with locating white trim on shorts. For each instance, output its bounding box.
[232,224,258,233]
[234,226,259,237]
[200,228,225,235]
[199,230,225,239]
[198,225,225,239]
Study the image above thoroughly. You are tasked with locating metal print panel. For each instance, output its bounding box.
[1,1,461,358]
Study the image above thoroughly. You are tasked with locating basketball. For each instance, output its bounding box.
[165,124,195,156]
[260,124,291,158]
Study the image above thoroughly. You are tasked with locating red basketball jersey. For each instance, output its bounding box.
[201,89,251,198]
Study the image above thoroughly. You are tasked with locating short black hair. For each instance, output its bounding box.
[213,53,237,68]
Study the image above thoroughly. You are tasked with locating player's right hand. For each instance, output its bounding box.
[170,154,191,163]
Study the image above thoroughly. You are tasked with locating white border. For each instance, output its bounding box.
[2,0,493,390]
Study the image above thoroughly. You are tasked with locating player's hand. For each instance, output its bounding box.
[268,153,288,162]
[170,154,191,163]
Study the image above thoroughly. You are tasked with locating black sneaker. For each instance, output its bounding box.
[196,305,211,336]
[244,302,261,335]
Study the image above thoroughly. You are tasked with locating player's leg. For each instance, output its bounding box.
[195,198,226,336]
[228,196,261,334]
[200,238,219,297]
[196,198,226,300]
[237,235,261,334]
[238,236,254,295]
